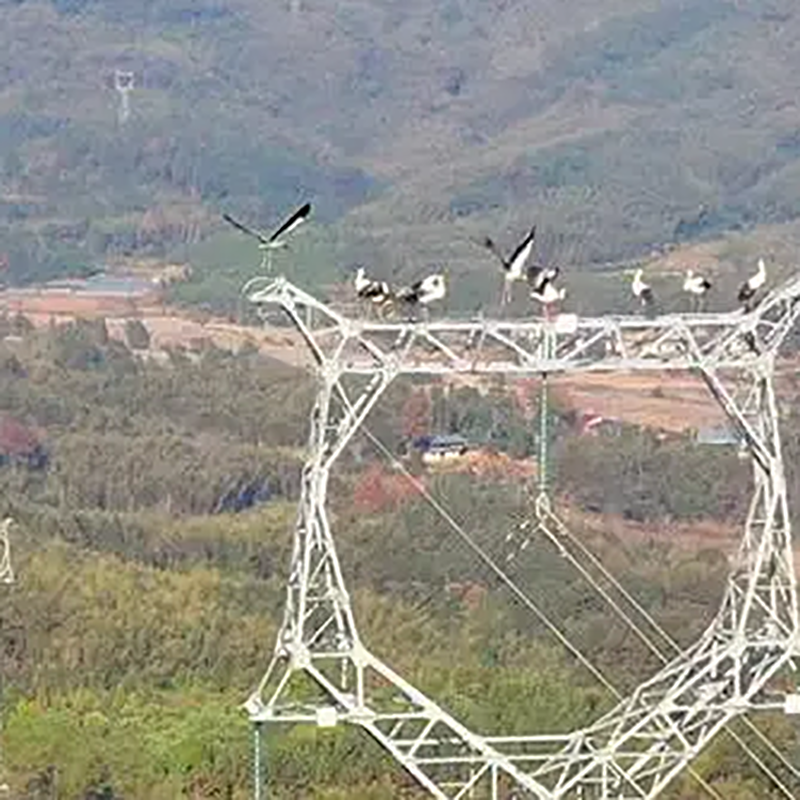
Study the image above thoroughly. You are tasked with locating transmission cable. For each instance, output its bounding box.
[523,366,799,797]
[359,425,725,800]
[529,501,796,800]
[538,501,800,788]
[361,427,617,696]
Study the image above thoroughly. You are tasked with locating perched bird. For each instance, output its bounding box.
[737,258,766,309]
[353,266,393,316]
[480,226,543,306]
[632,268,654,308]
[222,202,312,269]
[395,273,447,318]
[528,263,560,294]
[683,269,712,311]
[530,280,566,317]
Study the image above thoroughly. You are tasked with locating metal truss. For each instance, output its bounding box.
[0,520,13,586]
[244,274,800,799]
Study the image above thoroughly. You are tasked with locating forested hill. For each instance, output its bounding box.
[0,316,798,797]
[2,0,800,298]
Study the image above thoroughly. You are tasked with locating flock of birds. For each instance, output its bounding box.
[632,258,766,314]
[223,202,771,319]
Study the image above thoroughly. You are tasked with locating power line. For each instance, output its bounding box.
[533,500,800,793]
[361,426,725,800]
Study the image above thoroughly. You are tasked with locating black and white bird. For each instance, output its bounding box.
[528,262,560,295]
[222,202,312,269]
[395,273,447,317]
[480,226,559,307]
[530,280,566,316]
[683,269,712,311]
[737,258,766,309]
[354,266,393,316]
[632,268,654,308]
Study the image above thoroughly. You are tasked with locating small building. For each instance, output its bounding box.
[695,425,741,447]
[413,434,469,466]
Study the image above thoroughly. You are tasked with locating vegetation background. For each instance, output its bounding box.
[1,0,800,308]
[0,0,798,797]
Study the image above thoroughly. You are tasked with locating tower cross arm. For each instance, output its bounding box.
[248,274,800,376]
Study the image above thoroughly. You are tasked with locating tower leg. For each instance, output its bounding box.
[246,370,556,799]
[253,722,264,800]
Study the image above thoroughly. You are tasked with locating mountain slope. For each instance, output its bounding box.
[1,0,800,298]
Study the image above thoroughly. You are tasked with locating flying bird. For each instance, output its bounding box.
[632,268,654,308]
[683,269,712,311]
[737,258,766,309]
[222,202,312,269]
[353,266,393,316]
[395,273,446,318]
[480,226,553,306]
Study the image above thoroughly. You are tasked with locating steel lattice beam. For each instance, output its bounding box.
[244,274,800,799]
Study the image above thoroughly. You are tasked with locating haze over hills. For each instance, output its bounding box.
[2,0,800,304]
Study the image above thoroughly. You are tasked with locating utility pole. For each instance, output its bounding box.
[114,70,134,126]
[0,518,14,797]
[253,721,264,800]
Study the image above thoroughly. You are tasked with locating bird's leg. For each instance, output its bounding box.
[496,281,507,315]
[502,279,514,316]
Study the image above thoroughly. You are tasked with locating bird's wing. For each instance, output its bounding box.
[525,262,543,285]
[542,265,560,281]
[508,225,536,267]
[472,236,507,266]
[395,281,421,301]
[737,282,752,302]
[222,213,271,245]
[395,286,412,301]
[268,202,312,242]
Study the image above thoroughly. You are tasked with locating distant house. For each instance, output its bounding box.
[412,434,469,466]
[0,415,47,469]
[577,411,623,437]
[695,425,741,447]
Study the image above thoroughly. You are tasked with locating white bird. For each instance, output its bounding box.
[737,258,766,308]
[683,269,712,311]
[222,202,312,270]
[632,268,654,307]
[396,273,446,317]
[529,264,560,294]
[530,280,566,316]
[353,266,393,316]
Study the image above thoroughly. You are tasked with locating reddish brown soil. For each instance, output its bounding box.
[0,287,787,435]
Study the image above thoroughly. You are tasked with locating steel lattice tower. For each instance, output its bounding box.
[243,274,800,799]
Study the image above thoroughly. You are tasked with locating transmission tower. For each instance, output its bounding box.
[243,273,800,799]
[114,70,134,126]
